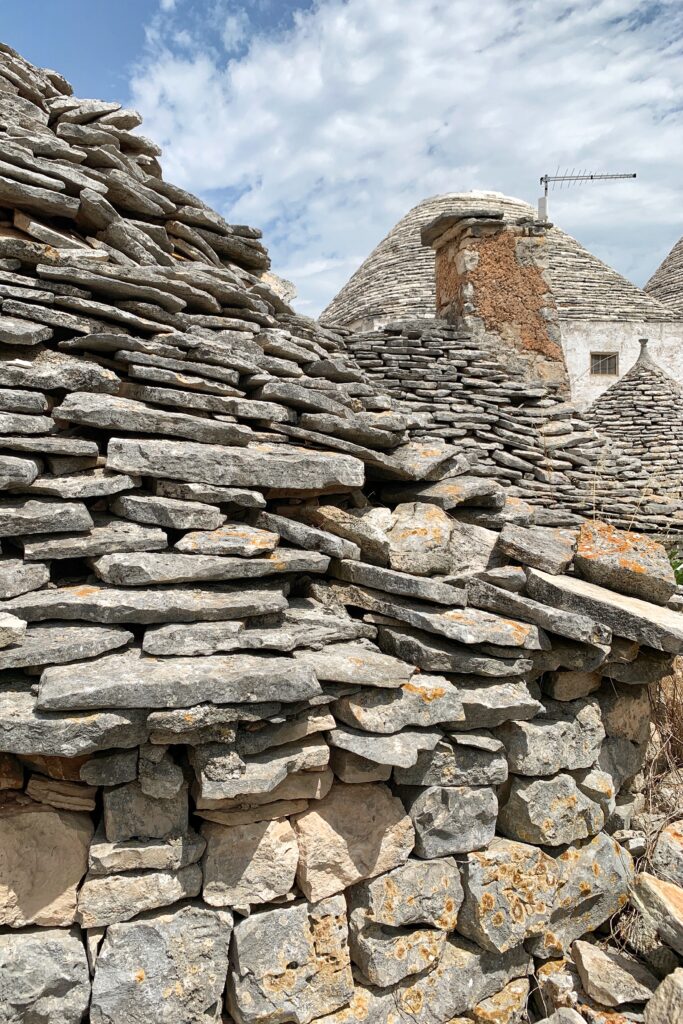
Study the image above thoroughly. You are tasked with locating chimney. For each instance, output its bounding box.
[420,210,569,389]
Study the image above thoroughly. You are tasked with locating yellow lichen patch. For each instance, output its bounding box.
[134,969,145,983]
[403,681,446,703]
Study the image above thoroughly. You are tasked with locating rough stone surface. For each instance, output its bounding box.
[398,784,497,857]
[201,817,298,907]
[572,939,658,1006]
[0,926,91,1024]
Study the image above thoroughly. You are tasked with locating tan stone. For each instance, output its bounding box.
[0,804,93,926]
[201,817,298,907]
[293,782,415,901]
[0,752,22,789]
[18,753,90,781]
[470,977,530,1024]
[544,670,601,701]
[26,774,97,812]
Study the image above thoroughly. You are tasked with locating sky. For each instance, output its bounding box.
[3,0,683,316]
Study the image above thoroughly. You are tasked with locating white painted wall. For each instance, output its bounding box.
[560,319,683,409]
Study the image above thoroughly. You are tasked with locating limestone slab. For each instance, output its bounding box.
[201,817,298,907]
[77,864,203,927]
[0,927,90,1024]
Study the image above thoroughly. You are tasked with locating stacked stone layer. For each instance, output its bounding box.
[0,43,682,1024]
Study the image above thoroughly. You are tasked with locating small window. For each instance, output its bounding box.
[591,352,619,376]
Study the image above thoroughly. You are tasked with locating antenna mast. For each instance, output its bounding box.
[538,171,636,221]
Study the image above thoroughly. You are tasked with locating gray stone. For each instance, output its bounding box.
[447,520,503,578]
[201,818,299,907]
[293,782,414,901]
[300,505,391,564]
[495,696,605,776]
[0,611,26,649]
[90,903,232,1024]
[597,681,650,744]
[107,437,365,490]
[147,702,281,746]
[0,346,119,393]
[110,493,226,530]
[80,748,138,787]
[382,475,505,510]
[574,521,677,606]
[498,773,604,846]
[652,820,683,886]
[0,390,47,414]
[457,838,559,952]
[88,827,206,876]
[257,511,361,559]
[526,568,683,653]
[139,744,185,799]
[0,927,90,1024]
[294,641,415,686]
[155,479,267,507]
[0,410,55,435]
[0,622,133,669]
[0,454,42,489]
[332,557,466,605]
[0,496,92,536]
[387,501,454,575]
[333,676,464,733]
[227,896,354,1024]
[455,678,543,728]
[394,734,508,786]
[0,558,48,599]
[375,621,532,677]
[398,784,497,857]
[0,805,93,926]
[347,856,463,930]
[527,831,634,958]
[644,968,683,1024]
[0,686,148,756]
[572,939,658,1006]
[329,748,392,783]
[0,313,53,345]
[237,708,335,756]
[542,669,602,701]
[10,582,291,625]
[175,522,279,556]
[193,737,329,800]
[39,648,321,709]
[103,780,189,842]
[327,724,443,768]
[497,523,577,574]
[91,548,328,585]
[21,514,167,560]
[78,866,202,931]
[349,909,448,987]
[632,872,683,956]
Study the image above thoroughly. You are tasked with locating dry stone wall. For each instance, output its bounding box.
[0,43,681,1024]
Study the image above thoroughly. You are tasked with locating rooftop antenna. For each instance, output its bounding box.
[537,170,636,221]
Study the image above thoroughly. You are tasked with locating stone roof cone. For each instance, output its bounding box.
[586,338,683,494]
[645,235,683,314]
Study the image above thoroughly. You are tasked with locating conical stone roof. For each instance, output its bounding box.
[645,235,683,314]
[586,338,683,494]
[320,191,676,329]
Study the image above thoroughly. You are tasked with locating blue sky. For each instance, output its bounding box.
[3,1,683,316]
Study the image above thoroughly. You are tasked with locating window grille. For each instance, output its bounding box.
[590,352,619,376]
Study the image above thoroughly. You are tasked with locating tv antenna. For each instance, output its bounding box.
[537,169,636,220]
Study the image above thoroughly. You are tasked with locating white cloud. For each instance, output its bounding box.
[159,0,177,10]
[130,0,683,315]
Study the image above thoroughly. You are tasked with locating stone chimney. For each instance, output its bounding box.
[420,210,569,389]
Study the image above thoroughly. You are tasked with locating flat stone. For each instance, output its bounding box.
[21,514,167,560]
[192,737,329,800]
[294,641,415,686]
[329,748,392,783]
[90,903,232,1024]
[25,774,97,812]
[147,702,282,746]
[103,780,189,842]
[572,939,658,1006]
[348,908,447,987]
[447,520,503,578]
[201,817,298,907]
[196,768,333,814]
[0,313,53,345]
[0,610,26,649]
[238,708,335,756]
[22,468,138,500]
[107,437,365,490]
[527,831,634,958]
[498,774,604,846]
[76,864,203,927]
[0,345,119,393]
[9,582,291,625]
[293,782,414,901]
[155,479,267,507]
[495,696,605,776]
[652,819,683,886]
[0,389,47,414]
[457,837,559,952]
[382,475,505,510]
[327,724,443,768]
[0,927,90,1024]
[227,896,354,1024]
[333,676,464,733]
[0,686,148,756]
[598,681,650,744]
[632,872,683,956]
[109,493,226,530]
[394,734,508,786]
[0,496,92,536]
[258,511,360,559]
[139,744,185,799]
[91,548,328,585]
[175,521,279,556]
[574,521,677,606]
[300,505,391,563]
[0,557,49,599]
[0,622,133,669]
[526,568,683,654]
[543,669,602,701]
[39,648,321,709]
[332,557,466,605]
[88,827,206,876]
[455,678,543,728]
[497,523,577,574]
[0,453,42,488]
[375,621,532,677]
[398,784,498,857]
[80,748,138,787]
[0,805,92,926]
[348,856,463,930]
[644,968,683,1024]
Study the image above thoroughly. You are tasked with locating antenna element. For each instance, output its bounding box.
[537,171,636,221]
